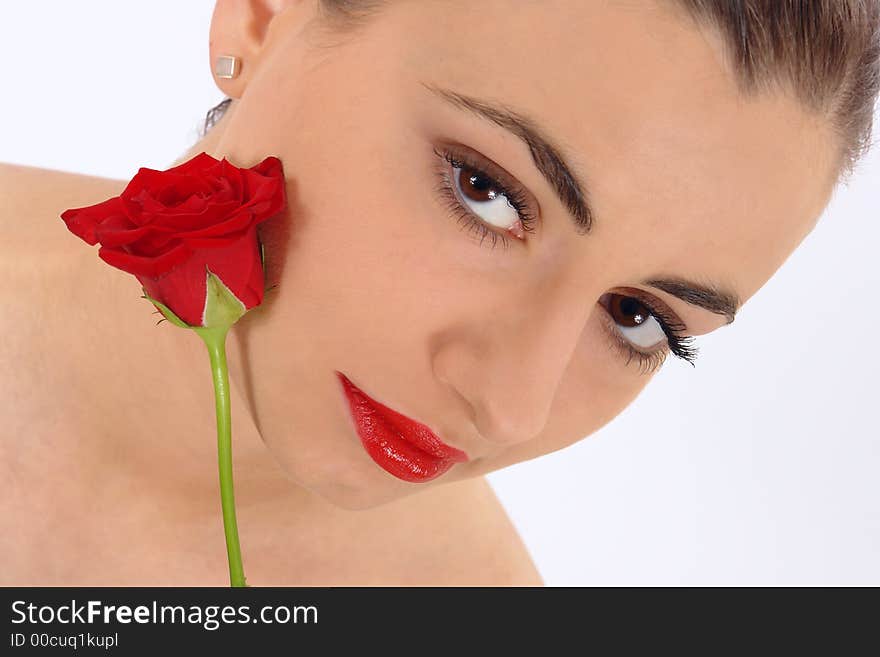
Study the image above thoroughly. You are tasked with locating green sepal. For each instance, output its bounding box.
[140,268,247,332]
[201,267,247,329]
[140,290,193,329]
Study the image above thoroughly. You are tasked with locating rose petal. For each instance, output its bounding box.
[60,197,126,245]
[94,213,152,248]
[137,255,211,327]
[197,225,265,311]
[60,150,285,327]
[181,229,251,249]
[129,227,190,256]
[250,155,283,179]
[148,198,242,231]
[164,152,221,177]
[98,240,191,278]
[157,178,214,207]
[173,207,257,240]
[240,176,286,222]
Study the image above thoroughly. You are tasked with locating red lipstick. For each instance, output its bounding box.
[336,371,469,483]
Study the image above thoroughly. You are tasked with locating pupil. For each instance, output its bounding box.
[621,297,639,316]
[468,172,490,191]
[460,167,495,203]
[615,296,647,327]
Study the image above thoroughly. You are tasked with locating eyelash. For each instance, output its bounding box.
[431,145,538,251]
[600,292,700,374]
[431,144,699,374]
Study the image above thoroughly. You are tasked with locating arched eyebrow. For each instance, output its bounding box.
[640,277,739,325]
[419,79,741,324]
[420,79,594,235]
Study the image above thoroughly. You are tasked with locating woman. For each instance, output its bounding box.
[2,0,878,585]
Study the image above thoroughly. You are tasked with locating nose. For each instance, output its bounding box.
[431,279,593,446]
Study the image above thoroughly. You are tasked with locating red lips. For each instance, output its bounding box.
[336,371,469,483]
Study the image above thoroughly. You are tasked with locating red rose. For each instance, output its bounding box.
[60,151,286,327]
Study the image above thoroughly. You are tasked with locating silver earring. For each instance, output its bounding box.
[214,55,241,80]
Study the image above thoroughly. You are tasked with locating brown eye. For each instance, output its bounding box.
[450,162,524,232]
[601,293,667,350]
[457,166,496,202]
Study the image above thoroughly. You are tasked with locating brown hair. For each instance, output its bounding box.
[202,0,880,184]
[667,0,880,183]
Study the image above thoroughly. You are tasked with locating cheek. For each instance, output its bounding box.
[275,120,509,335]
[265,163,447,373]
[558,317,655,430]
[471,321,656,474]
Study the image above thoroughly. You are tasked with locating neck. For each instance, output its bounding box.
[169,100,233,166]
[92,103,326,522]
[108,265,295,505]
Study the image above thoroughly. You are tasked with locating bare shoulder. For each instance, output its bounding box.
[0,159,123,188]
[0,161,127,320]
[414,476,545,586]
[0,163,130,583]
[466,477,545,586]
[0,161,125,248]
[0,161,125,350]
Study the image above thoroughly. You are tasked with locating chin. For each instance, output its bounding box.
[272,446,438,511]
[315,482,421,511]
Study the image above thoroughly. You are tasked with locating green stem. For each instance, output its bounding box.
[195,326,248,588]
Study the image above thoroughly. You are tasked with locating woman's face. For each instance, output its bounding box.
[211,0,838,509]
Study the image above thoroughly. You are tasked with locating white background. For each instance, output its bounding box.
[3,1,877,585]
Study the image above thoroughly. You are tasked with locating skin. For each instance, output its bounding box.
[193,0,838,504]
[1,0,842,583]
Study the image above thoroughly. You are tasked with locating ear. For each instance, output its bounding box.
[208,0,316,98]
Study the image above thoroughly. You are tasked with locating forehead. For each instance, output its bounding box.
[319,0,839,308]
